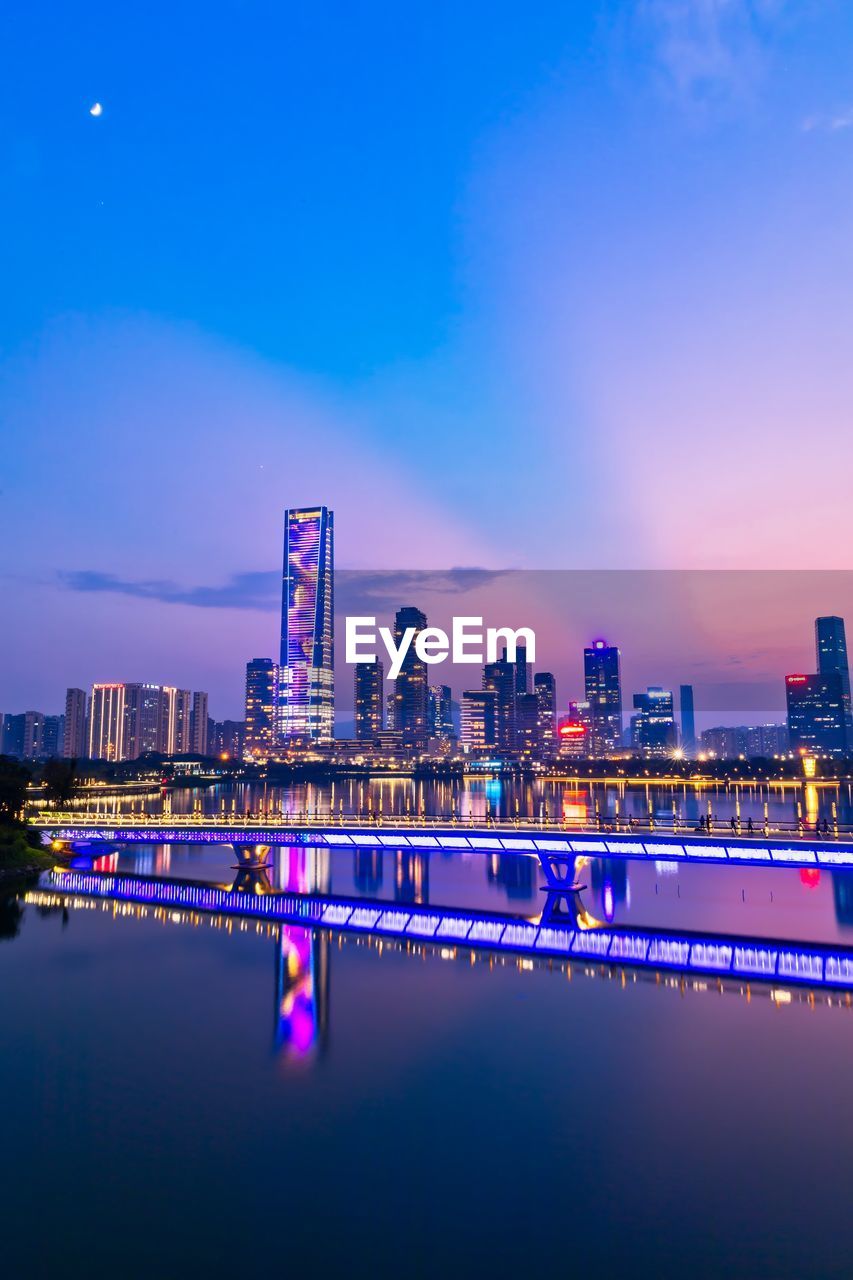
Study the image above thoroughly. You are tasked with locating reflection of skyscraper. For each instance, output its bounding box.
[354,848,383,894]
[279,506,334,741]
[244,659,278,759]
[584,640,623,756]
[816,616,852,747]
[486,853,535,901]
[274,927,330,1061]
[354,661,384,741]
[394,850,429,903]
[392,607,428,750]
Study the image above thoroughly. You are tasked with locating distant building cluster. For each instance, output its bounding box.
[4,501,853,767]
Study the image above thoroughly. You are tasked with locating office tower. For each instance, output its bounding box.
[244,659,278,759]
[385,690,396,732]
[584,639,623,756]
[64,688,87,758]
[427,684,453,740]
[123,684,169,758]
[210,719,245,760]
[163,687,192,754]
[483,657,516,752]
[631,688,677,757]
[354,661,384,741]
[42,715,64,758]
[1,714,23,758]
[786,673,847,757]
[558,701,591,758]
[279,506,334,741]
[190,691,209,755]
[461,689,498,753]
[815,616,852,746]
[534,672,556,753]
[1,712,50,760]
[511,644,530,695]
[515,692,539,757]
[679,684,696,754]
[88,684,127,761]
[745,723,789,756]
[392,607,428,750]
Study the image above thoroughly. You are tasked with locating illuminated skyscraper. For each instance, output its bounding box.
[427,684,454,741]
[88,684,127,761]
[279,507,334,741]
[533,672,556,753]
[461,689,497,753]
[483,657,516,751]
[163,687,192,754]
[584,639,623,756]
[354,661,384,741]
[679,684,696,754]
[244,659,278,759]
[786,673,847,757]
[815,616,852,747]
[392,607,428,750]
[631,687,677,757]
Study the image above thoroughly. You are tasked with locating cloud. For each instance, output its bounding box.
[59,569,280,611]
[639,0,789,105]
[59,566,510,615]
[801,107,853,134]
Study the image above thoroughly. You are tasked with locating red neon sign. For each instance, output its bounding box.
[786,675,808,684]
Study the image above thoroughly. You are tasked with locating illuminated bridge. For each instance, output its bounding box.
[32,866,853,992]
[30,813,853,875]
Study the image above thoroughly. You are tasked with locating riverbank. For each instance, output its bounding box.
[0,822,55,878]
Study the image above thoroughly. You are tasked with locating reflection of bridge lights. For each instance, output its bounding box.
[602,881,615,923]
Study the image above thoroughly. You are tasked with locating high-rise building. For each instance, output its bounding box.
[1,713,25,758]
[163,687,192,754]
[786,673,847,757]
[354,661,384,741]
[88,684,127,761]
[124,684,170,758]
[64,688,87,758]
[558,700,594,758]
[512,645,530,695]
[631,687,677,757]
[427,684,454,741]
[815,616,852,746]
[210,719,245,760]
[42,715,64,758]
[392,607,428,750]
[584,639,623,756]
[534,672,556,754]
[190,691,209,755]
[515,691,539,757]
[679,684,696,754]
[1,711,54,760]
[483,657,516,752]
[244,659,278,759]
[279,506,334,741]
[461,690,498,753]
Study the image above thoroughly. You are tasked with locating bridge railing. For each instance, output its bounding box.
[26,807,853,841]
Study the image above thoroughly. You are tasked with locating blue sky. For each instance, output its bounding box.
[4,0,853,715]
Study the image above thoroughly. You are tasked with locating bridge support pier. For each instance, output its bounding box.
[538,851,583,891]
[231,867,273,895]
[230,843,273,870]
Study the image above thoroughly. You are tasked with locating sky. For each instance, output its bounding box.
[3,0,853,719]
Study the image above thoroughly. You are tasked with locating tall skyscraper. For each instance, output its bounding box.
[392,607,428,750]
[512,645,530,695]
[631,687,677,757]
[244,659,278,759]
[533,672,556,753]
[679,684,696,754]
[786,673,847,757]
[584,639,623,756]
[515,691,539,756]
[483,657,516,752]
[815,616,852,746]
[163,687,192,754]
[354,661,384,741]
[190,691,209,755]
[124,684,169,758]
[427,684,454,740]
[279,506,334,741]
[88,684,127,761]
[64,688,87,758]
[461,689,498,753]
[210,719,245,760]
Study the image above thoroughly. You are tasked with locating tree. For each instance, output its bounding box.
[41,758,78,808]
[0,756,30,822]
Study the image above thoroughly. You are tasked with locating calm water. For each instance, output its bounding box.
[3,839,853,1278]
